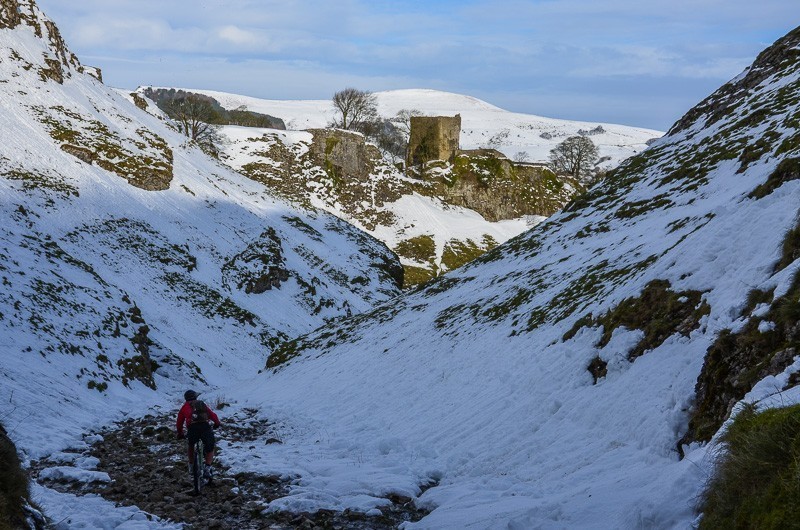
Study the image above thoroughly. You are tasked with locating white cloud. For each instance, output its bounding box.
[216,26,260,46]
[34,0,800,129]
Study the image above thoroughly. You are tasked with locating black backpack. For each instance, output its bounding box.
[190,400,209,424]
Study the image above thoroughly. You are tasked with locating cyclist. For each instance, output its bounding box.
[176,390,221,480]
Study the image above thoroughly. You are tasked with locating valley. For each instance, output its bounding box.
[1,1,799,529]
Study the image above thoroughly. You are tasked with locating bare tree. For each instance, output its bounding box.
[513,151,531,163]
[391,108,423,140]
[331,88,378,131]
[166,96,222,155]
[549,135,599,183]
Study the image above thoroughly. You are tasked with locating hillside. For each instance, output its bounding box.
[248,27,800,528]
[137,87,661,285]
[2,1,799,528]
[0,1,402,521]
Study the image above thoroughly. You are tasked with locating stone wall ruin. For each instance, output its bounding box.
[407,114,462,166]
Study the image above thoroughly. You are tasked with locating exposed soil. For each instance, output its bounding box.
[32,408,432,529]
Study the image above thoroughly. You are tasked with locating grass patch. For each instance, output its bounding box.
[394,235,435,263]
[441,236,497,271]
[749,157,800,200]
[563,280,709,361]
[775,219,800,272]
[402,264,437,288]
[699,403,800,529]
[0,423,35,528]
[683,271,800,444]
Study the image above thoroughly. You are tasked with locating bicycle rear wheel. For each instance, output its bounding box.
[192,440,205,494]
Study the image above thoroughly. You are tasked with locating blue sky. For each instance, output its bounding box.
[37,0,798,130]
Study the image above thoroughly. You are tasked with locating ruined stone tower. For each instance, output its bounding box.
[407,114,461,166]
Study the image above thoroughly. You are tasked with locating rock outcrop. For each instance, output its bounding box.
[308,128,382,181]
[426,150,579,222]
[230,127,580,286]
[0,0,99,84]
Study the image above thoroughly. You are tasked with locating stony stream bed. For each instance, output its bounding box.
[32,409,431,529]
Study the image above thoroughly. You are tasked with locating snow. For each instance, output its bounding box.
[1,5,800,529]
[0,9,400,526]
[38,467,111,484]
[160,87,662,167]
[217,51,800,528]
[32,484,179,530]
[143,85,660,277]
[373,193,529,268]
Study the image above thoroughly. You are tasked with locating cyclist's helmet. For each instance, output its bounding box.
[184,390,199,401]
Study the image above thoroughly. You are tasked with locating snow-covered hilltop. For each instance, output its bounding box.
[249,27,800,528]
[178,87,662,166]
[137,87,660,286]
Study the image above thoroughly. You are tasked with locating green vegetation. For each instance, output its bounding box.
[614,194,674,219]
[742,287,776,315]
[596,280,709,360]
[684,270,800,443]
[737,131,781,173]
[222,228,289,293]
[403,264,437,287]
[1,167,79,198]
[266,338,300,369]
[441,236,497,271]
[282,216,323,241]
[33,106,173,191]
[87,380,108,392]
[394,235,437,287]
[775,219,800,271]
[562,280,709,361]
[451,153,506,186]
[749,157,800,199]
[130,92,148,111]
[394,235,435,263]
[562,313,595,341]
[699,403,800,529]
[141,88,285,129]
[118,351,156,389]
[323,136,343,184]
[0,423,35,529]
[162,272,258,326]
[421,275,471,297]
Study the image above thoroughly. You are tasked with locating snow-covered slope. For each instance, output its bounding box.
[0,0,401,463]
[236,28,800,528]
[179,87,661,166]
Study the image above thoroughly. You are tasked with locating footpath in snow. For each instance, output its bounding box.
[31,405,431,529]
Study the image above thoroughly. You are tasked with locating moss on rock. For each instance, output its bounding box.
[34,106,173,191]
[683,271,800,444]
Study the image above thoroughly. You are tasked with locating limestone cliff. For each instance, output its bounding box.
[0,0,100,83]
